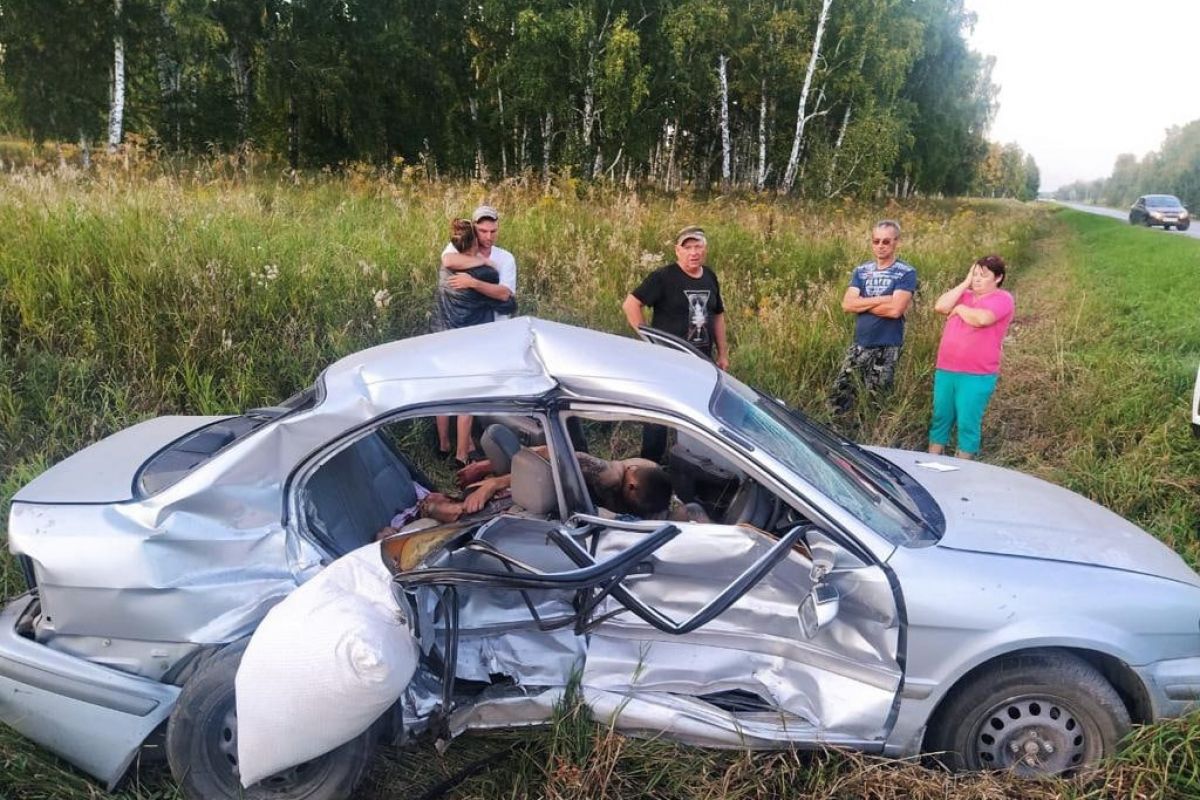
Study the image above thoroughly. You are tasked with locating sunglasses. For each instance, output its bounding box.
[871,238,894,245]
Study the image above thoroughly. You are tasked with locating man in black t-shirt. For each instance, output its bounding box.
[622,226,730,369]
[622,226,730,461]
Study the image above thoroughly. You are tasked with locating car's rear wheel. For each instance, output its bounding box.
[166,640,375,800]
[925,651,1130,776]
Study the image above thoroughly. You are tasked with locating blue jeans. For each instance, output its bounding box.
[928,369,999,455]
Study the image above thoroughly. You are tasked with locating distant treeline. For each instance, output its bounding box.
[1055,120,1200,210]
[0,0,1029,198]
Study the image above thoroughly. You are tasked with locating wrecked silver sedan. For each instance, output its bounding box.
[5,317,1200,798]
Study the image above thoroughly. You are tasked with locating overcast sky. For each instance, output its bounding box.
[964,0,1200,191]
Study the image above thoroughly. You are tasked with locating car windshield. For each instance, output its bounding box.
[711,375,933,545]
[1147,195,1183,208]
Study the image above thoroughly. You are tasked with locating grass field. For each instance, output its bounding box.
[1,161,1199,798]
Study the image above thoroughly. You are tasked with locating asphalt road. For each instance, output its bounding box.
[1053,200,1200,240]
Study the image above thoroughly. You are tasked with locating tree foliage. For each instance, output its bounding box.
[972,141,1039,201]
[0,0,1001,195]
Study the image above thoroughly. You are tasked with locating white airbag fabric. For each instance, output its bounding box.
[235,542,417,786]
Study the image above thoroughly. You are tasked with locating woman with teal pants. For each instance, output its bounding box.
[927,255,1015,459]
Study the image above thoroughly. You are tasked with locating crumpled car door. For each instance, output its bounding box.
[580,521,902,747]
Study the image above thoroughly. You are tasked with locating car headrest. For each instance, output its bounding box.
[510,448,556,515]
[481,424,521,475]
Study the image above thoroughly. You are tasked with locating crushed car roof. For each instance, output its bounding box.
[321,316,720,414]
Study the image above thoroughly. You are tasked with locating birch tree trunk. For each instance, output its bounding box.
[156,6,182,149]
[581,60,595,178]
[78,131,92,169]
[825,51,864,196]
[718,54,731,188]
[518,122,528,174]
[541,111,554,185]
[755,77,769,191]
[287,94,299,169]
[229,43,253,149]
[825,102,853,195]
[469,97,486,180]
[780,0,833,194]
[107,0,125,153]
[496,87,507,178]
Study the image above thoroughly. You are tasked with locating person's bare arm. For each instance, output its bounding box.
[622,293,647,332]
[935,266,974,315]
[461,474,511,513]
[711,312,729,370]
[841,286,885,314]
[871,289,913,319]
[442,251,495,272]
[445,273,512,301]
[950,304,997,328]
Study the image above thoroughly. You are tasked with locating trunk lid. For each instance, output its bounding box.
[13,416,231,504]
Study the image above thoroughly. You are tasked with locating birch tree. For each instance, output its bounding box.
[107,0,125,152]
[780,0,833,194]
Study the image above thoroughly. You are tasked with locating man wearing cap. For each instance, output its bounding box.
[623,226,729,462]
[622,225,730,369]
[441,204,517,320]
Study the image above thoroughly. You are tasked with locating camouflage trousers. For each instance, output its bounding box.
[828,344,902,414]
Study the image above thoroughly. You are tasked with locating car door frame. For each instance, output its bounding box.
[546,398,910,746]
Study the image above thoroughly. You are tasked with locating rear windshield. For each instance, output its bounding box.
[135,387,318,496]
[1146,195,1183,208]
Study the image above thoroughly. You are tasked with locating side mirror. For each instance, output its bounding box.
[808,539,841,582]
[798,583,840,639]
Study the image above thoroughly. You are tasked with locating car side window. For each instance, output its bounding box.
[296,411,553,558]
[560,408,808,534]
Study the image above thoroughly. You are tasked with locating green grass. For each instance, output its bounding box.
[1,161,1199,798]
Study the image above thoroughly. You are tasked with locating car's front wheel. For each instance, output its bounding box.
[166,640,376,800]
[925,650,1130,776]
[1179,221,1191,231]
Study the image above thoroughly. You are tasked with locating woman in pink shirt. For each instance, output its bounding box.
[927,255,1014,459]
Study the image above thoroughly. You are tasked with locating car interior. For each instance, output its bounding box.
[299,409,810,559]
[300,412,558,558]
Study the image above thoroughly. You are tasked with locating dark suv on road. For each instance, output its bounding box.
[1129,194,1190,230]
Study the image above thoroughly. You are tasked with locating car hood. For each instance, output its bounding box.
[12,415,231,504]
[869,447,1200,587]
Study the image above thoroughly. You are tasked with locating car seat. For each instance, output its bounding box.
[509,448,557,516]
[304,433,419,556]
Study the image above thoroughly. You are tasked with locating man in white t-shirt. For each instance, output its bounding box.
[441,204,517,321]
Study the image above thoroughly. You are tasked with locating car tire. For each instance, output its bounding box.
[924,650,1130,776]
[166,639,376,800]
[1180,221,1190,231]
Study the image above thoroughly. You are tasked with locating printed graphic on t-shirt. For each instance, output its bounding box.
[863,270,898,296]
[684,289,711,345]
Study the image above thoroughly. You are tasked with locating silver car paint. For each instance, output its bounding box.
[401,515,901,750]
[876,447,1200,586]
[0,596,180,790]
[5,317,1200,787]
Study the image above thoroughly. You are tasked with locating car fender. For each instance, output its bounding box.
[885,615,1159,757]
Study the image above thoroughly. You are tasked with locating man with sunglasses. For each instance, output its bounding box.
[828,219,917,415]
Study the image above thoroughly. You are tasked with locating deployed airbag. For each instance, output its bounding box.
[235,543,417,786]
